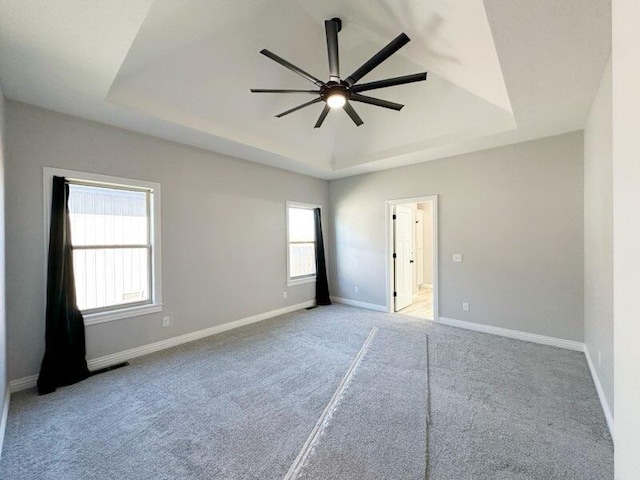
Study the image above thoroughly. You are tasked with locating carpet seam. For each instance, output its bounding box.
[283,327,379,480]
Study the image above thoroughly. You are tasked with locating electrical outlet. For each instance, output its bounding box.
[283,291,287,299]
[462,302,470,312]
[162,316,171,327]
[354,286,359,294]
[453,253,463,262]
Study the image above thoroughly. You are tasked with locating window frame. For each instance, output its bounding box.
[286,201,319,287]
[43,168,162,325]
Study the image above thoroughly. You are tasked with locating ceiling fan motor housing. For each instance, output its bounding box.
[321,82,349,102]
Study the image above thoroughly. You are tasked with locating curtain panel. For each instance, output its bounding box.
[38,176,90,394]
[314,208,331,306]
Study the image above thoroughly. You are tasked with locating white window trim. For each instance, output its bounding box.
[43,167,163,326]
[286,201,320,287]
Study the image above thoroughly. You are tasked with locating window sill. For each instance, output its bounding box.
[287,277,317,287]
[84,303,163,326]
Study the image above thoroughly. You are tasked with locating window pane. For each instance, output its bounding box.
[68,184,148,246]
[289,207,315,242]
[289,243,316,278]
[73,247,150,311]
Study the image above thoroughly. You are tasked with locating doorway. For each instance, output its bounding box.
[386,196,438,321]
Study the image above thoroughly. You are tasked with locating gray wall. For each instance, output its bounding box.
[584,58,613,416]
[5,101,329,380]
[612,0,640,472]
[329,132,584,341]
[0,84,7,426]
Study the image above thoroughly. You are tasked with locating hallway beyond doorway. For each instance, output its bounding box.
[398,284,433,320]
[387,195,438,321]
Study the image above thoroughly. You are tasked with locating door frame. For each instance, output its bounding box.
[385,195,439,321]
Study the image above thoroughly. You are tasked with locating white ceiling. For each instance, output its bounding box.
[0,0,610,179]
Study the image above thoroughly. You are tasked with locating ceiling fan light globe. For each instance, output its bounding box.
[327,93,347,109]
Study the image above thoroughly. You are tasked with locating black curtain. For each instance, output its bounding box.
[38,176,90,395]
[314,208,331,306]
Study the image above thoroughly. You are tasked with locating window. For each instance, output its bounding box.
[287,202,318,286]
[68,183,151,311]
[44,168,162,324]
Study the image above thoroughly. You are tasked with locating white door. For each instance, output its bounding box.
[416,209,424,286]
[394,205,413,311]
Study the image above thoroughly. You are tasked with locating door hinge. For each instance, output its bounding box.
[392,214,396,220]
[393,291,397,297]
[393,253,397,259]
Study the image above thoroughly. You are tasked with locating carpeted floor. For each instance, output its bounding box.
[424,320,613,479]
[0,304,613,479]
[0,306,427,479]
[292,328,428,480]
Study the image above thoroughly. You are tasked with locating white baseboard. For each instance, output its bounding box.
[438,317,585,352]
[330,296,387,312]
[8,375,38,393]
[584,347,614,438]
[9,300,315,393]
[0,386,9,459]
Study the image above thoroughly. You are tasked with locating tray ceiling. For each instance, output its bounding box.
[0,0,610,178]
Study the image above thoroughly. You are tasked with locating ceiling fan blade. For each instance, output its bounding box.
[275,98,322,118]
[343,101,364,126]
[314,104,331,128]
[325,18,341,82]
[350,93,404,111]
[351,72,427,93]
[250,89,320,94]
[260,49,325,87]
[345,33,410,87]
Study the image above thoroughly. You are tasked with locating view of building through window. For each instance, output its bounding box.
[68,183,152,312]
[288,206,316,279]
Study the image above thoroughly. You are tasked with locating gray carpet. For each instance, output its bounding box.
[293,328,428,480]
[0,307,427,479]
[1,304,613,479]
[423,321,614,480]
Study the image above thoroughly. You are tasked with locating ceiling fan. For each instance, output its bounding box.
[251,17,427,128]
